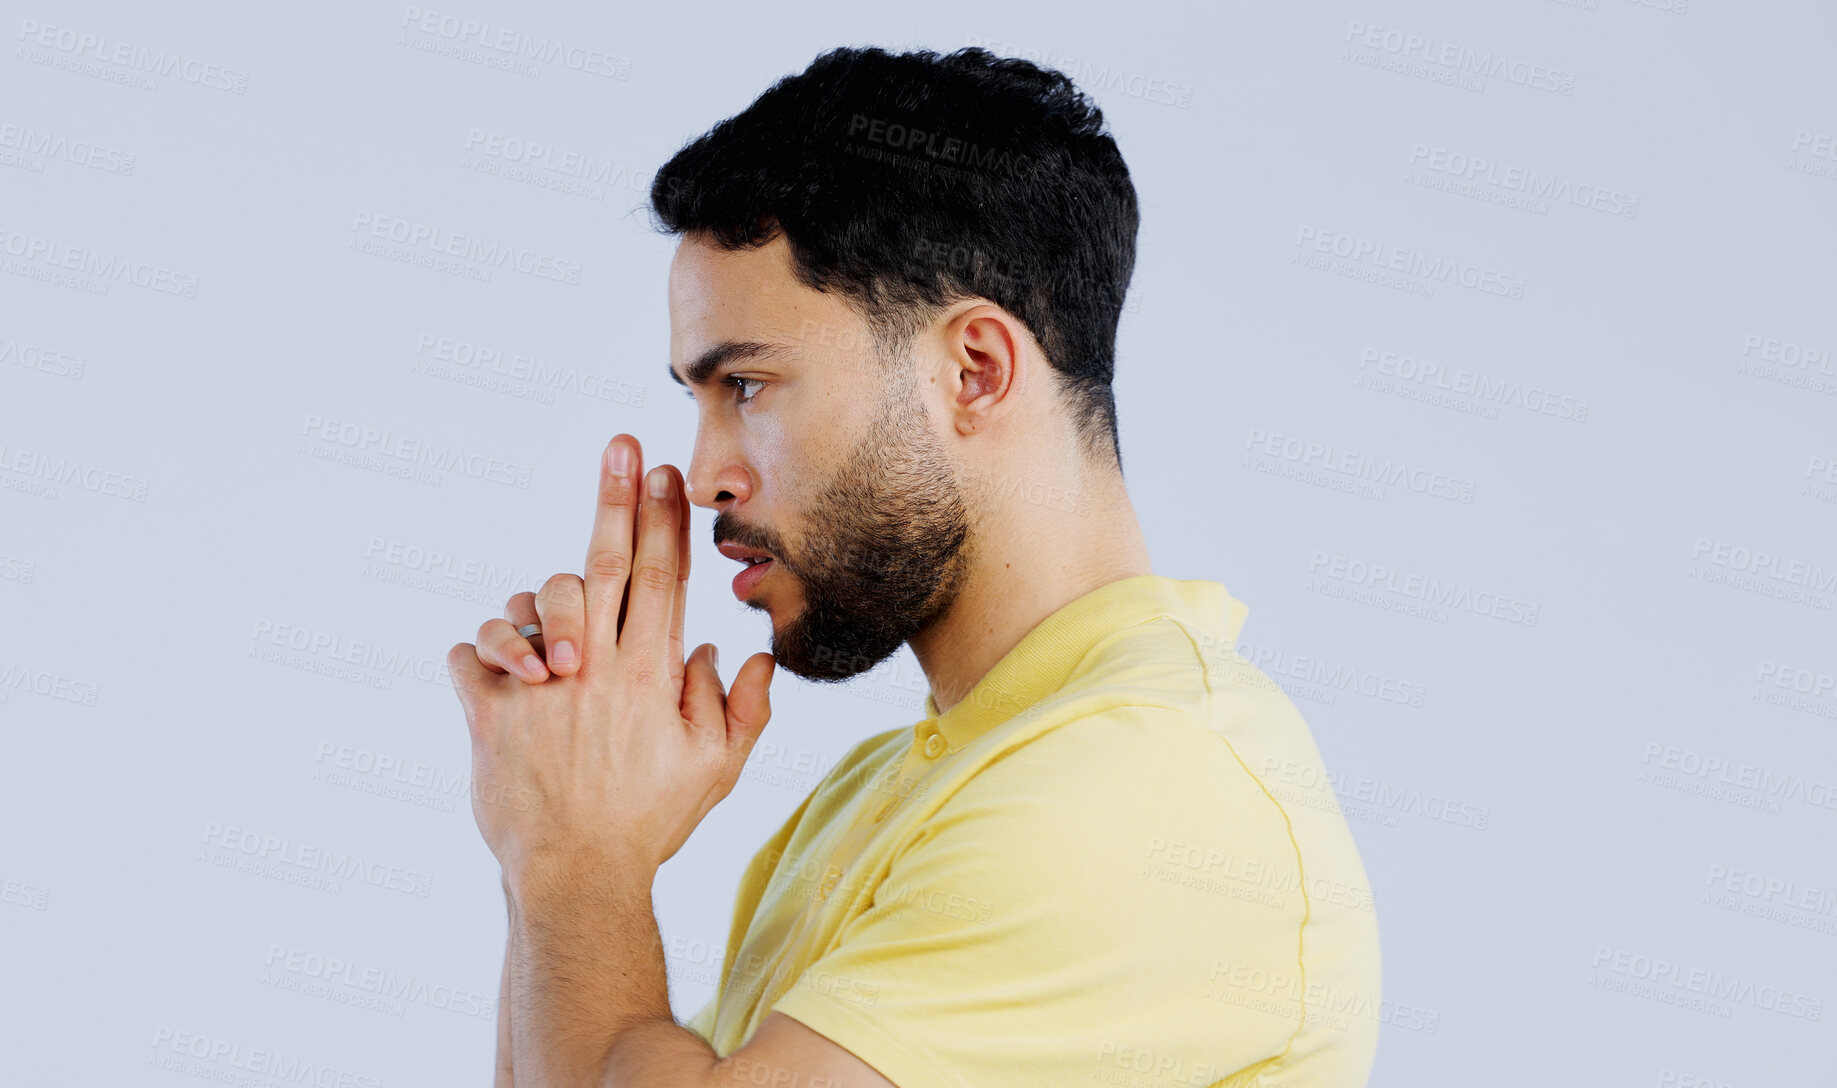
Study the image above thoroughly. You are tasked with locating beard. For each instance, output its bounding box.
[712,381,974,682]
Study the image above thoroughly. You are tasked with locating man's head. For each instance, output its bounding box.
[653,46,1138,683]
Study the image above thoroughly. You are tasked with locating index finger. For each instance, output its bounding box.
[668,464,690,688]
[582,435,641,665]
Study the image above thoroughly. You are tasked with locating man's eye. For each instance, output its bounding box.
[726,376,764,404]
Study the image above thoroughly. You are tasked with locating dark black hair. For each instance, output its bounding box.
[649,45,1139,469]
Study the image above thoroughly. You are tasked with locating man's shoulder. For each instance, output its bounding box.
[945,621,1366,905]
[946,700,1287,846]
[1023,606,1310,743]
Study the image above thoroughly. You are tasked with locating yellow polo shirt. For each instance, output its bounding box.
[686,574,1382,1088]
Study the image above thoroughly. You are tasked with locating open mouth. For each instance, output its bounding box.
[718,540,776,566]
[729,556,773,599]
[720,540,777,599]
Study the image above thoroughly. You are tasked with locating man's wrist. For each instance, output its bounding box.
[503,844,657,910]
[498,842,678,1081]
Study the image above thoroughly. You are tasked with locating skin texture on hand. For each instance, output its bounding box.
[449,435,897,1087]
[448,434,775,878]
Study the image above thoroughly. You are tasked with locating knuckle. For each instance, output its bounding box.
[601,474,637,509]
[585,550,631,581]
[502,591,535,621]
[633,562,676,593]
[536,573,585,605]
[446,642,472,671]
[473,621,519,666]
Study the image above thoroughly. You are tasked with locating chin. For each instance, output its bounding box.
[741,590,793,631]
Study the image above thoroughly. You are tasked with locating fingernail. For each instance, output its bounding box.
[551,640,576,665]
[710,645,720,670]
[648,467,671,498]
[521,654,546,678]
[607,442,633,477]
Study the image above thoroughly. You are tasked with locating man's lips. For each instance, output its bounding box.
[719,540,776,600]
[717,540,775,565]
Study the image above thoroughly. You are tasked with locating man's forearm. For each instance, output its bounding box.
[506,849,721,1087]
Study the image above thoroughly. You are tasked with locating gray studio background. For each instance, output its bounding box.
[4,1,1833,1084]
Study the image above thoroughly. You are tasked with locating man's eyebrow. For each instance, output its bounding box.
[668,340,790,391]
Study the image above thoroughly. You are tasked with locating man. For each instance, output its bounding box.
[448,45,1381,1088]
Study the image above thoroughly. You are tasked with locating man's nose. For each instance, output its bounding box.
[685,450,750,510]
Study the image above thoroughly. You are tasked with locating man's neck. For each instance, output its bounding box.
[907,471,1153,717]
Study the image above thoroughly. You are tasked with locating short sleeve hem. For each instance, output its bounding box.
[770,987,975,1088]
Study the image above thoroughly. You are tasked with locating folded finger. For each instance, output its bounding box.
[474,617,548,683]
[501,591,538,628]
[499,589,550,656]
[533,573,587,676]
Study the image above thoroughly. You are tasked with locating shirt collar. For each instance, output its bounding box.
[918,574,1250,751]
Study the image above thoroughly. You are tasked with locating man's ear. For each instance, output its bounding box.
[945,303,1029,436]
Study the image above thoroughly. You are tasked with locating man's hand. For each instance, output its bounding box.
[447,434,777,879]
[450,437,898,1088]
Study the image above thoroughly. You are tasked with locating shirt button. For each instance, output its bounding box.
[923,733,946,758]
[872,798,893,823]
[817,868,840,899]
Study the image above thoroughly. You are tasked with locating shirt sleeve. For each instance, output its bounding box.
[767,704,1310,1088]
[684,993,717,1046]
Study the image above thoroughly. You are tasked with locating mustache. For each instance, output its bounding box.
[711,511,784,559]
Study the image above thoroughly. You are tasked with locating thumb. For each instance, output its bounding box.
[681,642,727,732]
[724,651,775,757]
